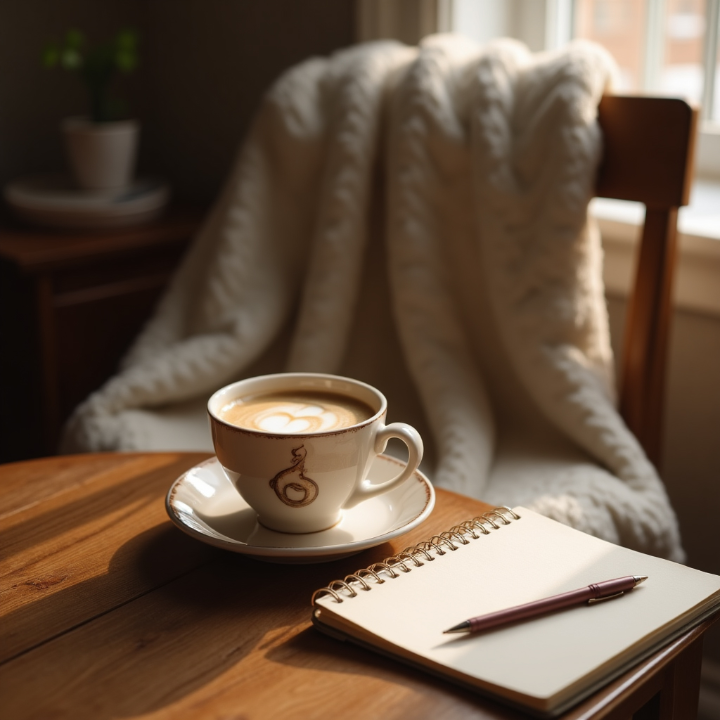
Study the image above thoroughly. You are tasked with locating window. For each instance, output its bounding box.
[571,0,718,121]
[449,0,720,177]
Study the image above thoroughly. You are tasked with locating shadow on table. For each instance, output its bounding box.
[4,524,394,719]
[1,453,203,561]
[264,626,527,719]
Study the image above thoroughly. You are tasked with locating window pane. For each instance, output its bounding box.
[574,0,647,91]
[659,0,706,105]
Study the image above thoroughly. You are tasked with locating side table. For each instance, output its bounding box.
[0,208,204,462]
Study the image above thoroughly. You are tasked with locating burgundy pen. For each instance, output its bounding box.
[443,575,648,634]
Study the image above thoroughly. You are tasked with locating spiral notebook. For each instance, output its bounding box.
[312,507,720,717]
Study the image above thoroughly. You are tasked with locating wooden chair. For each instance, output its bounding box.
[596,96,699,469]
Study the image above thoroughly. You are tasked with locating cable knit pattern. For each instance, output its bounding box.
[464,39,682,560]
[288,43,415,372]
[387,36,497,497]
[62,36,683,561]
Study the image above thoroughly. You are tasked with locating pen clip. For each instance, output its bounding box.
[587,591,625,605]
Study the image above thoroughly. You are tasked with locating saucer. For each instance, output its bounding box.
[4,174,170,229]
[165,454,435,563]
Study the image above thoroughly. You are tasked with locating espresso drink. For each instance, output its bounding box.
[219,390,375,434]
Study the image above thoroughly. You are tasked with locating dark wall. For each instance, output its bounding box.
[0,0,355,203]
[136,0,355,202]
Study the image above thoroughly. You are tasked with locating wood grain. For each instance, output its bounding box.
[0,207,204,272]
[0,453,215,662]
[596,96,697,209]
[619,209,678,466]
[0,453,712,720]
[596,95,698,469]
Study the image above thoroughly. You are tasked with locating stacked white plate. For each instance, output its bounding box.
[3,174,170,230]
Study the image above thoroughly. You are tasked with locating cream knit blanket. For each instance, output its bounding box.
[63,36,684,561]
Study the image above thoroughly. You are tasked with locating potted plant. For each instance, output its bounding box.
[43,28,140,192]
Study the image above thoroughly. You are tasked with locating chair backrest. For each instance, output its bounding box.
[596,95,699,468]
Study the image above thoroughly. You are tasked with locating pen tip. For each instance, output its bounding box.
[634,575,648,586]
[443,621,470,634]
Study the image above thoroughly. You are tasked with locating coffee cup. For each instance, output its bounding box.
[208,373,424,533]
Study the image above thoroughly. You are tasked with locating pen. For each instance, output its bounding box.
[443,575,648,634]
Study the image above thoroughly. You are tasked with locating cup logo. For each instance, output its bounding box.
[269,445,319,508]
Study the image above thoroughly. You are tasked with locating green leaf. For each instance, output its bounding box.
[116,28,138,50]
[60,47,83,70]
[64,29,84,50]
[42,26,140,116]
[42,44,59,67]
[115,48,138,72]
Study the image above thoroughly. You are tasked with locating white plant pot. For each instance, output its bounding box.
[62,117,139,193]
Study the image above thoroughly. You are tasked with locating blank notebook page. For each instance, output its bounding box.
[313,508,720,710]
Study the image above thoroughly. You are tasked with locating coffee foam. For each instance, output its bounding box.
[219,390,374,434]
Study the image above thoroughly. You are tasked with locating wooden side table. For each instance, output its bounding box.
[0,209,204,462]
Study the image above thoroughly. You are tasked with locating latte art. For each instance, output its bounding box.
[219,391,375,433]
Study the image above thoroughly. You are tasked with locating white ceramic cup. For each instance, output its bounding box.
[208,373,424,533]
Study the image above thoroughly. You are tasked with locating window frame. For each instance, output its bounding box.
[551,0,719,176]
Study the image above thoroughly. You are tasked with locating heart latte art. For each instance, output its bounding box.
[218,390,375,433]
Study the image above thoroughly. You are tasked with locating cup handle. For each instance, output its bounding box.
[342,422,424,509]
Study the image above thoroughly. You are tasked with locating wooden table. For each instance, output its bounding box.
[0,452,712,719]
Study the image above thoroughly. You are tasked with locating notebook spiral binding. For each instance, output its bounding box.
[311,506,521,605]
